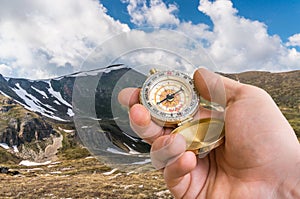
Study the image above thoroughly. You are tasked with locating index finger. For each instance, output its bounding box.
[118,87,140,107]
[118,87,170,144]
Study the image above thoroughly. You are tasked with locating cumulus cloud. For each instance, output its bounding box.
[0,0,129,79]
[0,0,299,79]
[122,0,180,27]
[197,0,290,72]
[287,34,300,47]
[0,64,12,76]
[121,0,300,72]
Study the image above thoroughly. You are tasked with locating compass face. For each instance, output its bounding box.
[140,70,200,126]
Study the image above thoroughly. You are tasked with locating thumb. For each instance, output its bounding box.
[193,68,240,107]
[150,134,186,170]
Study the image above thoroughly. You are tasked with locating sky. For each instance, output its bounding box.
[0,0,300,79]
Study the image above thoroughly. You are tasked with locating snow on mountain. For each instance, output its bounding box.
[68,64,127,78]
[0,64,129,121]
[31,86,48,99]
[0,64,152,164]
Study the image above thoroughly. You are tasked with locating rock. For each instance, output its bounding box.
[0,128,19,146]
[0,166,20,175]
[2,98,16,105]
[0,106,12,113]
[1,114,56,147]
[8,170,20,176]
[0,166,9,174]
[19,117,55,143]
[8,118,20,131]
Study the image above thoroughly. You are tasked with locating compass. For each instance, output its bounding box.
[140,69,225,157]
[140,69,199,127]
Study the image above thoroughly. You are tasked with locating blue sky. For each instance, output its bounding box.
[0,0,300,79]
[102,0,300,43]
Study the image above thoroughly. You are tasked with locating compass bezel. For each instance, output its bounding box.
[140,70,200,127]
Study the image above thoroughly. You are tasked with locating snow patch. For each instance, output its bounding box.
[0,143,9,149]
[126,171,136,175]
[0,143,19,153]
[107,147,130,156]
[123,132,141,142]
[50,171,62,174]
[47,82,72,108]
[123,143,141,155]
[107,144,141,156]
[132,159,151,165]
[67,108,74,117]
[13,145,19,153]
[109,173,122,180]
[70,65,127,77]
[53,100,61,105]
[19,160,52,166]
[84,156,95,159]
[31,86,48,98]
[12,83,65,120]
[58,127,74,133]
[103,168,119,175]
[123,184,135,190]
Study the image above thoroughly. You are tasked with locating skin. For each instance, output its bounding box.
[118,68,300,199]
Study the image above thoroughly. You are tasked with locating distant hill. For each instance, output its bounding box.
[221,70,300,109]
[221,70,300,137]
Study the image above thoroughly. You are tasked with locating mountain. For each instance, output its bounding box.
[0,64,151,165]
[0,66,299,165]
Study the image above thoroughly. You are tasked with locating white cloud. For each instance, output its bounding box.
[287,34,300,47]
[0,0,129,79]
[197,0,299,72]
[121,0,300,72]
[0,0,299,79]
[122,0,180,27]
[0,64,12,76]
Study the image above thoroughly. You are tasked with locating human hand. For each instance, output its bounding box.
[118,68,300,198]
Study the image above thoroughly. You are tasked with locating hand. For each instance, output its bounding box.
[118,68,300,198]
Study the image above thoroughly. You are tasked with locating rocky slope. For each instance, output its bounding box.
[0,65,151,165]
[0,94,62,162]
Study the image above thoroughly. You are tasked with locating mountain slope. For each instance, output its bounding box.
[0,75,73,121]
[222,70,300,109]
[0,65,152,165]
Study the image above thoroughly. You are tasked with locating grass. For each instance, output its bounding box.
[0,95,40,132]
[281,107,300,137]
[57,128,91,160]
[0,148,21,165]
[0,157,172,199]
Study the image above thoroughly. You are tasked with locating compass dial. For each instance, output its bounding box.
[140,70,200,126]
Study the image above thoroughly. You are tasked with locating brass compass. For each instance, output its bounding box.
[140,69,225,157]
